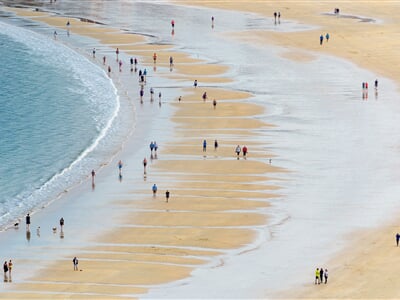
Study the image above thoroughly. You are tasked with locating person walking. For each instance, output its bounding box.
[202,92,207,101]
[150,141,155,153]
[26,213,31,231]
[91,169,96,185]
[203,140,207,152]
[315,268,320,284]
[324,269,328,284]
[92,48,96,58]
[242,145,248,158]
[319,267,324,284]
[320,34,324,45]
[194,80,198,87]
[213,99,217,109]
[154,141,158,153]
[72,257,78,271]
[118,160,123,176]
[59,217,64,231]
[165,190,170,203]
[325,33,330,42]
[235,145,241,159]
[143,158,148,174]
[214,139,218,150]
[150,87,154,101]
[116,48,119,61]
[140,89,144,102]
[396,233,400,246]
[375,79,378,89]
[153,52,157,63]
[3,261,8,276]
[152,184,158,196]
[8,260,12,277]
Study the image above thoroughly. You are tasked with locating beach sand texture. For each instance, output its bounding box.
[0,5,280,299]
[1,0,400,299]
[182,1,400,298]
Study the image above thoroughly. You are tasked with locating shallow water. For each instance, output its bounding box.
[1,0,400,298]
[0,19,119,229]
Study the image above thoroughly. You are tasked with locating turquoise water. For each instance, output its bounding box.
[0,20,119,228]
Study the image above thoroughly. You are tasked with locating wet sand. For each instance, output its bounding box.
[174,0,400,298]
[0,5,281,299]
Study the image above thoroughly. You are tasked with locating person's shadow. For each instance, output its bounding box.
[26,230,31,242]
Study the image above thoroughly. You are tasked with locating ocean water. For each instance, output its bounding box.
[0,20,119,229]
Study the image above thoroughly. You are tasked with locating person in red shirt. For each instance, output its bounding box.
[242,145,248,158]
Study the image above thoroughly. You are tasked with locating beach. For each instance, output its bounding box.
[1,0,400,299]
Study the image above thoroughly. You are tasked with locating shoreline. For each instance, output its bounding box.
[0,3,282,299]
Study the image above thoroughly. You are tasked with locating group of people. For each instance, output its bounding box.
[202,140,248,159]
[3,260,13,281]
[361,79,379,100]
[362,80,379,90]
[315,267,328,284]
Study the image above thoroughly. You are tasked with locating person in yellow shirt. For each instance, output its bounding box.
[315,268,320,284]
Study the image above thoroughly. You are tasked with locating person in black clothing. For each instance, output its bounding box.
[319,267,324,284]
[26,213,31,231]
[60,217,65,231]
[165,190,170,203]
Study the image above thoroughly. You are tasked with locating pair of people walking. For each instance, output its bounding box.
[235,145,248,159]
[315,267,328,284]
[149,141,158,153]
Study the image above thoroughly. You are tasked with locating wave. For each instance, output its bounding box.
[0,20,122,230]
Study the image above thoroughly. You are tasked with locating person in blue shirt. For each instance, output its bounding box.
[152,184,158,196]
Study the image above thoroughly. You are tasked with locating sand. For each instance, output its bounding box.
[173,0,400,298]
[0,4,279,299]
[2,1,400,298]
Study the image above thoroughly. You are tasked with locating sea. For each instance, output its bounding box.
[2,0,400,297]
[0,16,121,229]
